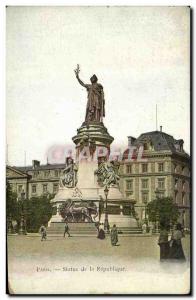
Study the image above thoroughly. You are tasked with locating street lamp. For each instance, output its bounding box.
[154,188,160,233]
[104,186,109,232]
[19,190,27,235]
[143,199,148,223]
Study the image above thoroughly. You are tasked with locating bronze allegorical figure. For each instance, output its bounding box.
[74,64,105,123]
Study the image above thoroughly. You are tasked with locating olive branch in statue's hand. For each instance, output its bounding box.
[74,64,80,77]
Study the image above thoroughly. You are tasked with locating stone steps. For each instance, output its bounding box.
[47,222,98,235]
[47,222,142,235]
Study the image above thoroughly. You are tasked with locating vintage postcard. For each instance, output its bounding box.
[6,6,191,295]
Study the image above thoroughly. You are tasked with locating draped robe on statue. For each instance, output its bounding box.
[85,83,105,122]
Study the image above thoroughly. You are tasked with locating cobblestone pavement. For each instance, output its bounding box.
[7,235,191,295]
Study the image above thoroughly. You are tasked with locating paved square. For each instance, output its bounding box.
[7,234,190,294]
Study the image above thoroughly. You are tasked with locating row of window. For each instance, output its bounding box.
[175,178,188,191]
[126,190,189,205]
[126,178,165,191]
[175,191,189,206]
[125,163,164,174]
[31,183,58,194]
[173,164,189,175]
[126,191,165,203]
[32,169,61,178]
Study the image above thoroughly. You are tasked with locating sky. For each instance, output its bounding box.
[6,6,190,166]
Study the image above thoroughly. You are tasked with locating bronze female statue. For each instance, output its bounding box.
[74,65,105,123]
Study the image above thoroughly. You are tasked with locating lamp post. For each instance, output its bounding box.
[98,196,104,223]
[19,190,27,235]
[154,188,160,233]
[144,199,148,224]
[104,186,109,232]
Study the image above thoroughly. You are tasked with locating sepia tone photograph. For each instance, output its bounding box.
[6,6,191,295]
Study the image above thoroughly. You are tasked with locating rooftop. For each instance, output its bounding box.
[11,163,66,173]
[133,130,189,156]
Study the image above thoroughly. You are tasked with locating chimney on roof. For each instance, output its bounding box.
[160,126,162,132]
[32,160,40,169]
[128,136,136,147]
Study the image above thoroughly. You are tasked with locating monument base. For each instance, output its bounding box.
[48,120,141,235]
[47,222,98,236]
[99,214,142,234]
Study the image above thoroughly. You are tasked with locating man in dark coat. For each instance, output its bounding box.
[110,224,118,246]
[64,222,71,238]
[158,223,170,260]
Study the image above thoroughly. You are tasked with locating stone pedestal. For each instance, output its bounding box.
[48,121,140,233]
[72,122,114,150]
[76,160,100,200]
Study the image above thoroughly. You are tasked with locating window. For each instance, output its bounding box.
[159,192,165,198]
[182,181,186,191]
[126,180,133,190]
[44,171,50,178]
[182,193,186,206]
[142,179,149,189]
[175,178,178,189]
[142,192,149,203]
[54,170,59,177]
[53,184,58,193]
[182,166,185,174]
[18,185,23,193]
[158,178,165,189]
[126,164,132,174]
[142,163,148,173]
[32,185,37,194]
[43,184,48,193]
[158,163,164,172]
[143,143,149,150]
[33,171,39,178]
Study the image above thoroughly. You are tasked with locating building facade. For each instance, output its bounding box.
[6,129,190,228]
[119,129,190,229]
[6,160,66,199]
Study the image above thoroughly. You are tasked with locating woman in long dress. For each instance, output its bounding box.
[97,223,105,240]
[169,223,186,260]
[111,224,118,246]
[75,68,105,123]
[158,224,170,260]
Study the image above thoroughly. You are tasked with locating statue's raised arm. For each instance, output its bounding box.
[74,64,87,88]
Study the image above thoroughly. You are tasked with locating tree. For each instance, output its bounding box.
[146,196,180,227]
[25,194,54,232]
[6,180,19,222]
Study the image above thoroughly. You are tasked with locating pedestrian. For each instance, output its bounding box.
[97,223,105,239]
[169,223,186,260]
[110,224,118,246]
[64,222,71,237]
[158,223,170,260]
[39,224,47,241]
[142,222,147,234]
